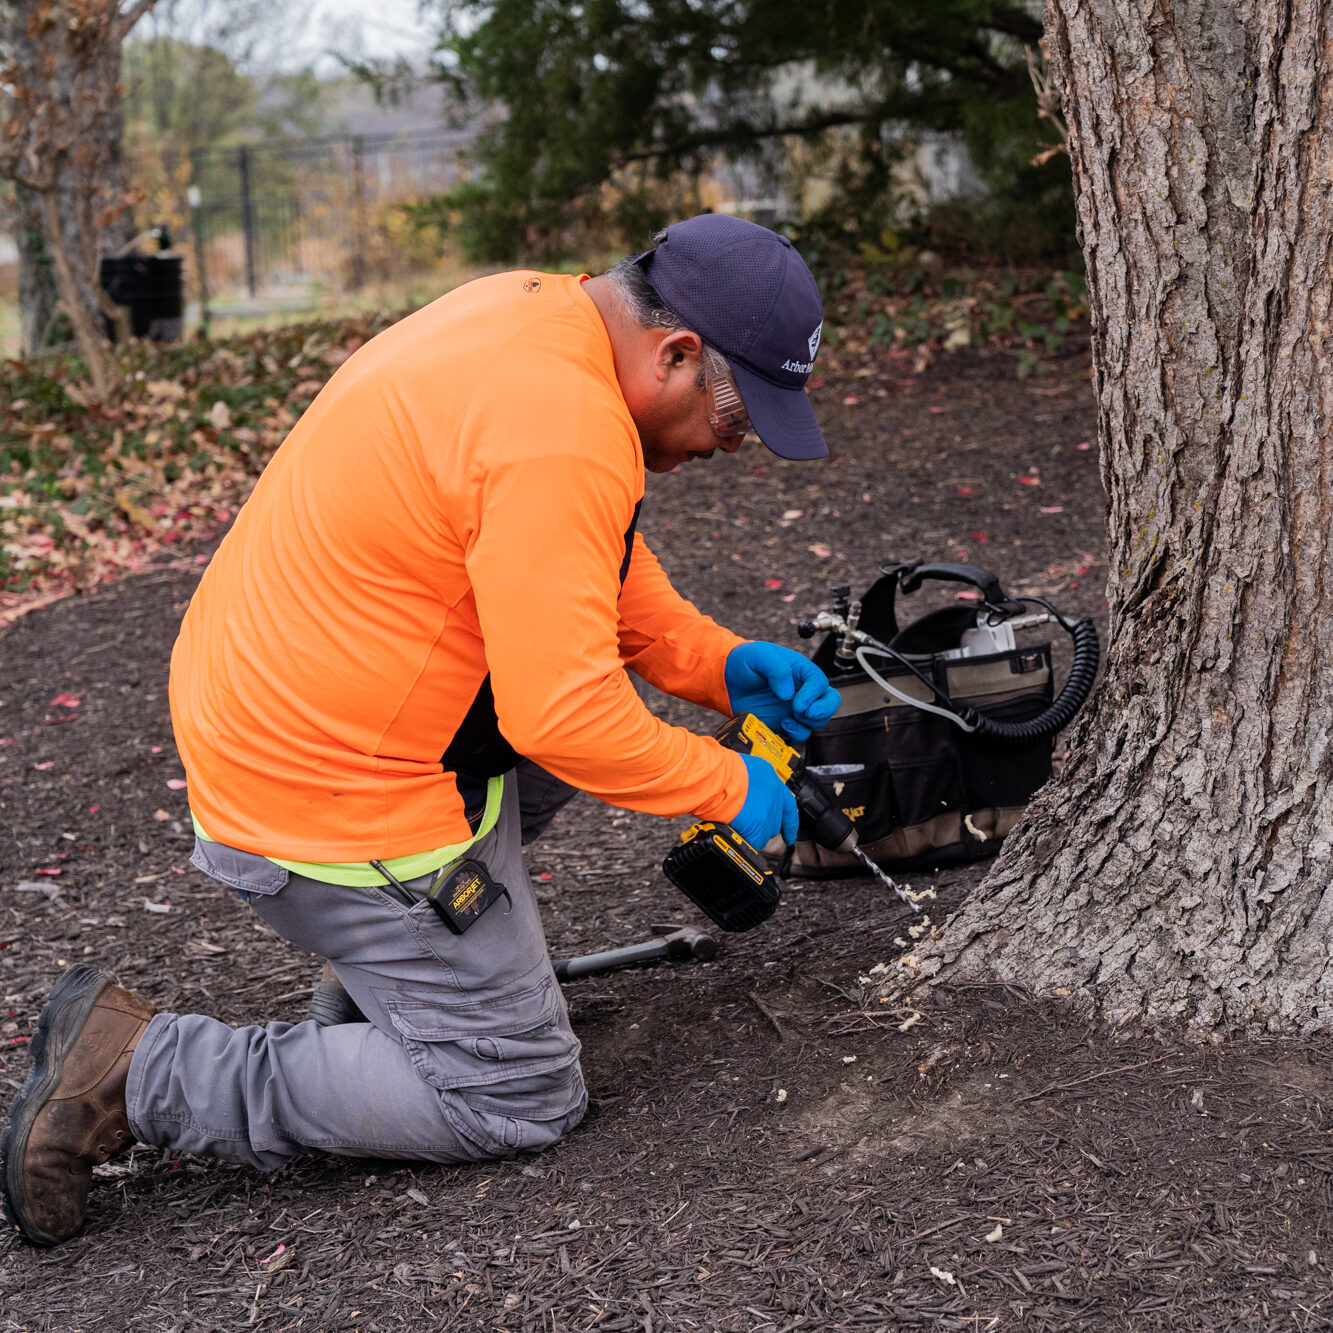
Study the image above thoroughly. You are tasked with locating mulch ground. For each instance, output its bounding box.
[3,339,1333,1331]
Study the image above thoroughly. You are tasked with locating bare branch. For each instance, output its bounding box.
[1025,42,1069,164]
[611,93,965,171]
[39,189,113,398]
[118,0,160,41]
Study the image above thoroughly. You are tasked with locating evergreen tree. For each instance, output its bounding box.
[422,0,1066,262]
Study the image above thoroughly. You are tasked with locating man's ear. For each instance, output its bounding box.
[652,328,704,382]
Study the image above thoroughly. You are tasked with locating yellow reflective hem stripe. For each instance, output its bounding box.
[190,774,505,888]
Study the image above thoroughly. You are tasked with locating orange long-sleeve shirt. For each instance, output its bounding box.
[169,272,748,861]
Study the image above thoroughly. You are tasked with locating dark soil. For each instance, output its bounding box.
[4,343,1333,1331]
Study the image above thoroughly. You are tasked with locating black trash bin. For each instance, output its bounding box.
[100,251,184,342]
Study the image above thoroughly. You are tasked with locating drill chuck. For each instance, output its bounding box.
[788,769,858,854]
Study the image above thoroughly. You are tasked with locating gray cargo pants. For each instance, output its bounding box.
[125,772,586,1170]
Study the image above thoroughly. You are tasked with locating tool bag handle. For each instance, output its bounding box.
[866,560,1010,642]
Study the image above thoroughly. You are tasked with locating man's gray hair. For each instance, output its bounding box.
[603,242,730,388]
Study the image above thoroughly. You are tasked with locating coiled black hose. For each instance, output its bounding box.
[958,615,1100,746]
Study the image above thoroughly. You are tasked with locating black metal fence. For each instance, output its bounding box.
[188,127,476,302]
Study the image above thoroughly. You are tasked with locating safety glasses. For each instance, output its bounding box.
[704,359,754,440]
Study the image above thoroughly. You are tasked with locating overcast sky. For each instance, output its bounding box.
[297,0,439,74]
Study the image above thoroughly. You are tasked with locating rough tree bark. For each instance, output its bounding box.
[0,0,152,386]
[898,0,1333,1034]
[13,190,61,354]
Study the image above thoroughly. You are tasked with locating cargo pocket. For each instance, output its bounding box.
[383,969,584,1157]
[190,837,289,899]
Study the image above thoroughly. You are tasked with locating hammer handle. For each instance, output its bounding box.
[554,939,669,981]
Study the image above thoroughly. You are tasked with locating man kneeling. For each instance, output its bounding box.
[2,216,837,1244]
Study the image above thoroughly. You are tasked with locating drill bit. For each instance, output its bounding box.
[852,844,920,913]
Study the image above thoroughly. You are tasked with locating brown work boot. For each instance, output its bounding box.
[1,965,155,1246]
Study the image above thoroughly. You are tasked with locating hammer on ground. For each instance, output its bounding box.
[553,922,718,982]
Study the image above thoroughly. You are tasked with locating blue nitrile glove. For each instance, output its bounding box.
[730,753,800,849]
[724,641,841,741]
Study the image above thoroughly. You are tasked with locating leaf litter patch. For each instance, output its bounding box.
[2,345,1325,1331]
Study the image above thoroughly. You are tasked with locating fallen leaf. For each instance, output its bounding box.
[808,544,832,559]
[1018,475,1041,486]
[152,809,171,822]
[1076,441,1092,450]
[34,867,62,877]
[322,342,359,367]
[115,490,155,526]
[143,899,171,914]
[209,400,232,430]
[764,578,784,590]
[261,1243,293,1272]
[1040,506,1064,514]
[49,693,81,708]
[956,487,974,496]
[32,761,54,771]
[166,778,188,790]
[985,1223,1004,1242]
[842,394,860,405]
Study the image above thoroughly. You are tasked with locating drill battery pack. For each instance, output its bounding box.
[663,821,780,932]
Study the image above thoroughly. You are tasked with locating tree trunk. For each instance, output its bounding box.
[900,0,1333,1035]
[13,192,60,356]
[0,0,146,386]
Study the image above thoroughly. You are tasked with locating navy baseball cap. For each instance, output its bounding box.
[631,214,828,461]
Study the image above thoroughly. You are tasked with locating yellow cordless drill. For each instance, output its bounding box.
[662,713,918,930]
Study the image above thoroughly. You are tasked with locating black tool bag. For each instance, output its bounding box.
[790,562,1058,877]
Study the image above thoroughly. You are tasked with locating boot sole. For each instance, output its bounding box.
[1,965,114,1246]
[307,980,366,1027]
